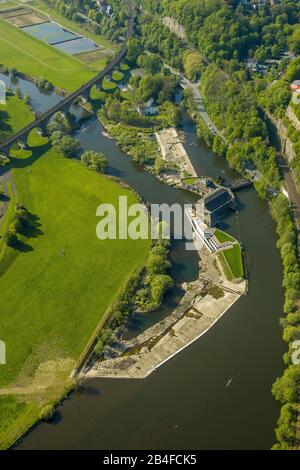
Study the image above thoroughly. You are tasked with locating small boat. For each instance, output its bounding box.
[226,378,232,388]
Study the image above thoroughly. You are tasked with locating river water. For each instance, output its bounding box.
[2,73,285,449]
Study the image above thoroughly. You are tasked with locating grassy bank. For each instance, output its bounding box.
[0,92,34,140]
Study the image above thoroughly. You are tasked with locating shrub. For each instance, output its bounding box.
[39,404,55,422]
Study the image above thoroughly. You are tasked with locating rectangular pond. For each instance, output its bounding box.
[22,21,79,45]
[54,37,99,55]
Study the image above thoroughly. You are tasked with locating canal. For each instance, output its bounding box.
[2,73,285,449]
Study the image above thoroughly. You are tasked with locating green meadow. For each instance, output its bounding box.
[0,97,150,447]
[0,93,34,138]
[218,244,244,280]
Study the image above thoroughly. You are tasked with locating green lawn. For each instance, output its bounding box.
[214,228,235,244]
[102,77,117,91]
[219,244,244,280]
[112,70,124,82]
[0,92,34,141]
[182,177,198,185]
[0,18,96,91]
[120,62,130,72]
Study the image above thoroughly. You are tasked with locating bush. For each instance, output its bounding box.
[150,274,173,305]
[39,404,55,422]
[274,403,298,450]
[51,132,79,158]
[81,151,107,173]
[146,254,171,276]
[272,365,300,404]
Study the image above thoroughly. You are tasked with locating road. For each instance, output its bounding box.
[165,64,227,143]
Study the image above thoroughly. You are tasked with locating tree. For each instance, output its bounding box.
[5,230,18,247]
[137,53,163,74]
[81,150,107,173]
[51,132,79,158]
[150,274,173,304]
[39,404,55,422]
[159,102,182,127]
[183,51,204,81]
[127,39,143,64]
[146,254,171,275]
[288,26,300,53]
[272,365,300,403]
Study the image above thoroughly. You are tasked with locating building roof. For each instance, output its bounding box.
[292,80,300,86]
[204,188,232,213]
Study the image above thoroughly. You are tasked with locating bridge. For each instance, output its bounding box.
[227,178,253,192]
[0,0,134,157]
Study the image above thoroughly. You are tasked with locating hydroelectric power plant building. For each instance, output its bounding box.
[202,187,236,227]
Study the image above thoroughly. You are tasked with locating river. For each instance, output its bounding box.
[1,73,285,449]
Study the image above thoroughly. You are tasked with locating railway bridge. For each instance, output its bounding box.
[0,0,134,157]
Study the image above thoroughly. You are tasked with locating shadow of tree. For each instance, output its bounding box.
[0,141,52,179]
[0,109,12,142]
[14,239,33,252]
[0,192,9,202]
[18,211,43,240]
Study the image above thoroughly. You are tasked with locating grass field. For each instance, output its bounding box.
[0,92,34,141]
[0,92,150,447]
[218,244,244,280]
[112,70,124,82]
[102,76,117,91]
[214,228,235,244]
[0,18,98,91]
[0,138,150,447]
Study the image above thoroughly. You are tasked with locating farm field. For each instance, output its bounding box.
[0,18,97,90]
[28,0,117,52]
[0,0,118,92]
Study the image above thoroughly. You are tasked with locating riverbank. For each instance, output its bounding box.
[80,243,246,380]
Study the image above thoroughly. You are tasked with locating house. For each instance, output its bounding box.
[96,0,113,16]
[239,0,280,8]
[137,98,158,116]
[290,80,300,92]
[246,58,258,72]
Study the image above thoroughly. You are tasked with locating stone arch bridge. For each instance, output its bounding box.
[0,0,134,157]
